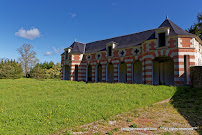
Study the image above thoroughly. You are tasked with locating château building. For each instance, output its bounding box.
[61,18,202,85]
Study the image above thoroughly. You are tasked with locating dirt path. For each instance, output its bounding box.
[54,99,199,135]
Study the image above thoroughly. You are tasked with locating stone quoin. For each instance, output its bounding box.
[61,18,202,85]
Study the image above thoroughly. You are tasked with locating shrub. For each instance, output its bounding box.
[30,63,45,79]
[30,62,61,79]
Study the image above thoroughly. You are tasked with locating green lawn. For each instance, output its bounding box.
[0,78,177,134]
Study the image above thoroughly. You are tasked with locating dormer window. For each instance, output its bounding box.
[155,27,169,48]
[158,33,166,47]
[64,47,71,60]
[65,51,68,59]
[106,41,117,57]
[108,46,112,56]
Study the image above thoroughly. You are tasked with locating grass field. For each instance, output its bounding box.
[0,78,177,134]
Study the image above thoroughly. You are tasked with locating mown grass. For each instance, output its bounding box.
[0,78,177,134]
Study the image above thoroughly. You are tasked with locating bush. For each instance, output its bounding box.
[30,63,45,79]
[30,62,61,79]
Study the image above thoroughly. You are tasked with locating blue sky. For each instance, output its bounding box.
[0,0,201,63]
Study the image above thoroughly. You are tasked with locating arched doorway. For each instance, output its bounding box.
[86,65,92,82]
[133,61,142,83]
[64,65,70,80]
[96,64,102,82]
[106,63,114,83]
[153,57,174,85]
[118,62,127,83]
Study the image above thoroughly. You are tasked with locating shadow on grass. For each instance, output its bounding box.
[170,86,202,134]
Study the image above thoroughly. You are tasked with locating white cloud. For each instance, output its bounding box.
[44,51,52,56]
[15,27,40,40]
[52,47,63,54]
[44,47,63,56]
[69,13,77,18]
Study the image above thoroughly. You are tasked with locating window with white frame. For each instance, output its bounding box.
[96,53,102,59]
[106,42,117,57]
[132,48,140,55]
[118,49,126,57]
[155,27,169,47]
[86,54,91,60]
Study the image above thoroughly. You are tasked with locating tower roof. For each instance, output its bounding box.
[158,19,193,36]
[69,41,86,54]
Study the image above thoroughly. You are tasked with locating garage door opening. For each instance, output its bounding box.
[153,57,174,85]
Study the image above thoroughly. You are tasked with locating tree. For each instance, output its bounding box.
[17,44,39,76]
[30,62,61,79]
[44,63,61,79]
[30,63,45,79]
[40,61,55,69]
[0,59,23,79]
[187,12,202,39]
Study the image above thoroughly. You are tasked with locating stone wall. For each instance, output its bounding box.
[190,66,202,88]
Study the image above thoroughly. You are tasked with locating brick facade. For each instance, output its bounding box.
[61,19,202,86]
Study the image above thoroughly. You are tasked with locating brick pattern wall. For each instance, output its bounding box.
[72,54,80,60]
[61,36,198,85]
[168,38,176,48]
[181,37,192,47]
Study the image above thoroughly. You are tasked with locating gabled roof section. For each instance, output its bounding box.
[85,29,155,53]
[158,19,193,36]
[67,19,195,54]
[69,41,86,54]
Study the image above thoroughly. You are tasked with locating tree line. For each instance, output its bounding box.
[0,58,61,79]
[0,59,23,79]
[0,44,61,79]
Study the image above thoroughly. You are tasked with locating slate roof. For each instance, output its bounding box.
[158,19,193,36]
[67,19,194,54]
[69,41,86,54]
[85,29,155,53]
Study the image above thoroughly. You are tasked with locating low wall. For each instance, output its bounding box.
[190,66,202,88]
